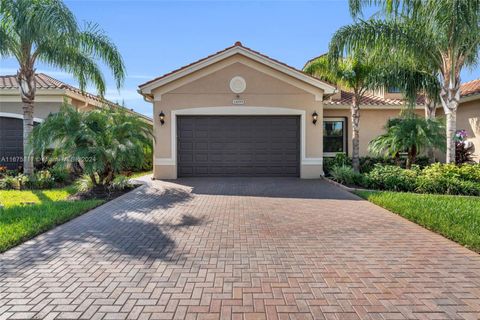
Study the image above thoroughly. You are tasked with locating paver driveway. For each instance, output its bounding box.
[1,178,480,320]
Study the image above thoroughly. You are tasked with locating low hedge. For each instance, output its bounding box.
[329,162,480,196]
[323,153,430,175]
[365,165,418,192]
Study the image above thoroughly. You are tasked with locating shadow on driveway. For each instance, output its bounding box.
[169,177,360,200]
[0,185,202,275]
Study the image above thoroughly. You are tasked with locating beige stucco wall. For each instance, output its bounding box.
[0,94,100,120]
[436,99,480,162]
[0,101,63,120]
[324,100,479,162]
[151,56,325,179]
[324,107,424,157]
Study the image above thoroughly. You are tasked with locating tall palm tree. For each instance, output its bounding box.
[0,0,126,175]
[376,55,442,162]
[304,53,378,172]
[330,0,480,163]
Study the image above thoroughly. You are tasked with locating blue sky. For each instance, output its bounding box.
[1,0,479,118]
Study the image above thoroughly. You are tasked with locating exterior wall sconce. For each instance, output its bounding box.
[159,111,165,125]
[312,111,318,125]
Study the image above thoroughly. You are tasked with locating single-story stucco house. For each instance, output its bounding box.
[0,73,152,169]
[138,42,480,179]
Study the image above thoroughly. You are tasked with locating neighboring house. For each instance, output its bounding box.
[138,42,479,179]
[0,73,152,169]
[438,79,480,162]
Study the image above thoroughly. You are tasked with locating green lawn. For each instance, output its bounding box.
[0,187,103,253]
[356,191,480,252]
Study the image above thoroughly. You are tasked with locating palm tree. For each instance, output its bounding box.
[330,0,480,163]
[304,53,380,172]
[0,0,126,175]
[31,104,153,189]
[369,112,445,168]
[375,56,442,162]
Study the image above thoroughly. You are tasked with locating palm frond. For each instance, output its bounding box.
[329,19,439,69]
[0,0,125,97]
[31,103,152,185]
[79,22,125,88]
[37,42,106,94]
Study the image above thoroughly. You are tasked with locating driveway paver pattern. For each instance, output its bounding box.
[1,177,480,320]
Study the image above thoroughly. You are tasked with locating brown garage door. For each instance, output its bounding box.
[177,115,300,177]
[0,117,24,170]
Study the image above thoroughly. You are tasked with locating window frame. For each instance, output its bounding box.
[323,117,348,157]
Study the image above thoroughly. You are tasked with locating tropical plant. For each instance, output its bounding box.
[416,163,480,196]
[304,53,382,172]
[30,105,153,190]
[0,0,126,175]
[455,130,476,164]
[329,165,364,186]
[331,0,480,163]
[369,112,445,168]
[366,164,418,192]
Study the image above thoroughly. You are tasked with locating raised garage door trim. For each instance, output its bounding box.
[177,115,300,177]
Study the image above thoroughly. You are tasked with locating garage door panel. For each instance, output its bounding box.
[0,117,24,169]
[177,116,300,177]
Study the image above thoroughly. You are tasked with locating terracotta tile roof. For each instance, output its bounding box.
[325,79,480,106]
[460,79,480,97]
[325,90,416,106]
[0,73,106,103]
[0,73,152,121]
[139,41,336,89]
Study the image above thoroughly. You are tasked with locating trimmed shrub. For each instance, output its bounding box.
[330,165,364,186]
[49,165,70,183]
[366,164,418,192]
[11,174,30,190]
[324,153,350,176]
[330,162,480,196]
[416,163,480,196]
[325,155,431,175]
[0,176,12,189]
[359,157,397,173]
[32,170,55,189]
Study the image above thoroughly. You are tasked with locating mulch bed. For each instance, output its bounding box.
[68,184,140,201]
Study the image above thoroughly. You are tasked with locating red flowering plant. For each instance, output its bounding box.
[455,130,475,164]
[0,166,7,178]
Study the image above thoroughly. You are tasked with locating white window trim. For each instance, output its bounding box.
[0,112,44,123]
[323,117,347,157]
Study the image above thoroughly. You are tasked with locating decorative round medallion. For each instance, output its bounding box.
[229,76,246,94]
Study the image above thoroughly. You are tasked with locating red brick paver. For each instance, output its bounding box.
[1,178,480,320]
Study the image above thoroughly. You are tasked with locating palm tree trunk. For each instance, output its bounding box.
[351,94,361,172]
[90,173,99,186]
[406,145,417,169]
[424,98,437,163]
[445,111,457,163]
[440,78,461,163]
[17,68,36,176]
